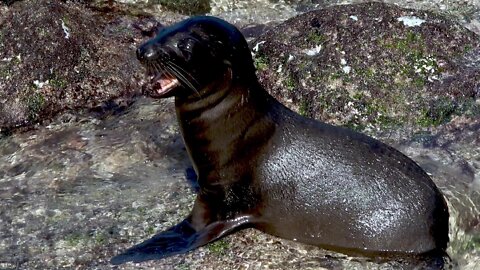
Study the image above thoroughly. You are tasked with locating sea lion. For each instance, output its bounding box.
[111,16,449,265]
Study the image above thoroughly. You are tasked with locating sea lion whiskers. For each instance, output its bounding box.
[151,62,161,77]
[148,58,198,95]
[152,61,171,79]
[146,61,164,79]
[164,61,200,96]
[142,61,181,97]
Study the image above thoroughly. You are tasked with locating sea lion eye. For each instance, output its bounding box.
[177,38,195,53]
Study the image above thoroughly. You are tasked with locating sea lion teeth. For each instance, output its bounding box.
[149,74,179,95]
[158,77,179,93]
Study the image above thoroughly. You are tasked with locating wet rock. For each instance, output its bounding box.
[1,0,18,6]
[153,0,210,15]
[0,0,148,132]
[254,2,480,139]
[109,0,210,15]
[1,1,480,269]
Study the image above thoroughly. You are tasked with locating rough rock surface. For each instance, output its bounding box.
[0,0,146,132]
[0,1,479,270]
[254,2,480,138]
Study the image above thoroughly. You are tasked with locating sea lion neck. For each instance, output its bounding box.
[174,78,275,186]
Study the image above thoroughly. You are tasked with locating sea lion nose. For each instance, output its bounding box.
[136,43,158,62]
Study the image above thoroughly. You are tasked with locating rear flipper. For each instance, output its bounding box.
[415,249,450,270]
[111,216,251,265]
[373,249,450,270]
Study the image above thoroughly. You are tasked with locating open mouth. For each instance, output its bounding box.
[149,73,180,97]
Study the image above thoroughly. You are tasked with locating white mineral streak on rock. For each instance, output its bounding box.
[61,19,71,39]
[303,44,322,56]
[397,16,426,27]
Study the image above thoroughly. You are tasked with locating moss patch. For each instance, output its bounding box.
[285,76,296,93]
[175,264,191,270]
[207,239,229,255]
[26,91,46,121]
[49,75,68,89]
[254,55,269,72]
[64,232,86,247]
[154,0,210,15]
[0,66,11,79]
[307,31,326,44]
[417,98,457,127]
[298,99,311,117]
[146,225,155,235]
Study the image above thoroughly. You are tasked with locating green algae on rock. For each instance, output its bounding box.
[0,0,145,131]
[255,2,480,136]
[155,0,210,15]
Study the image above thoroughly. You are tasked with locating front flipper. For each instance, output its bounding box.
[110,215,252,265]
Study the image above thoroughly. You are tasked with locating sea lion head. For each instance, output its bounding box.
[137,16,255,99]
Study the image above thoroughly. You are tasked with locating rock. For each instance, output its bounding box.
[1,1,480,269]
[0,0,149,132]
[254,2,480,138]
[153,0,210,15]
[1,0,21,6]
[104,0,210,15]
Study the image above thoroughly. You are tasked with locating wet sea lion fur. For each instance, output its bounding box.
[111,16,449,266]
